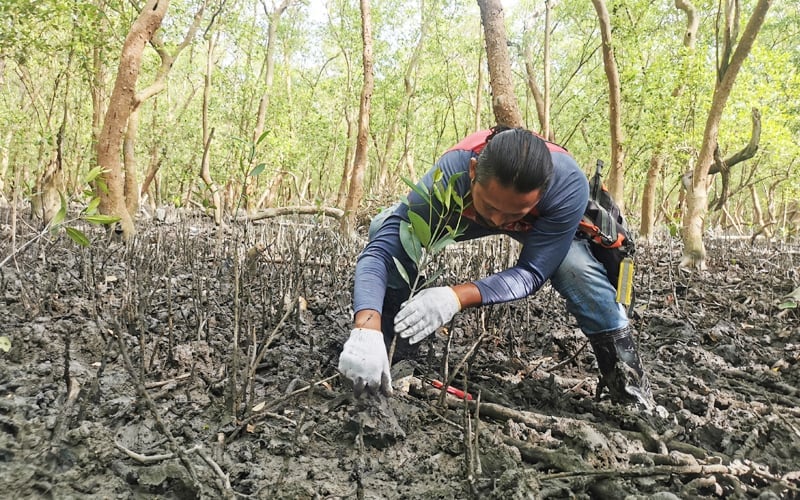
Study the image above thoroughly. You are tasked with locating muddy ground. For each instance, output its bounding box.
[0,209,798,499]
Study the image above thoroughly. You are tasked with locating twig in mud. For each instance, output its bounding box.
[546,340,589,373]
[538,459,799,494]
[244,295,298,413]
[261,411,331,443]
[145,373,192,389]
[114,440,186,463]
[111,324,203,494]
[439,331,487,407]
[228,374,339,441]
[114,441,235,498]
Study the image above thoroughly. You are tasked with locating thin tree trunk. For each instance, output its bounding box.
[591,0,625,211]
[251,0,292,210]
[474,28,484,131]
[200,35,222,225]
[341,0,374,234]
[542,0,552,140]
[681,0,771,268]
[640,154,663,240]
[477,0,523,127]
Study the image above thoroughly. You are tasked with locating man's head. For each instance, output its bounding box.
[468,128,553,228]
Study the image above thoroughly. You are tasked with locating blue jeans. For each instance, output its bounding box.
[549,238,629,335]
[369,206,628,337]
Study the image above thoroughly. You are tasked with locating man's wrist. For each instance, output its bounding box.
[451,283,482,309]
[354,309,382,331]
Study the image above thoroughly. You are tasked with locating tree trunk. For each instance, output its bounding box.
[123,107,140,216]
[681,0,771,268]
[524,40,547,138]
[341,0,374,234]
[96,0,170,239]
[591,0,625,211]
[97,0,208,238]
[473,29,484,132]
[251,0,292,211]
[477,0,523,127]
[675,0,699,50]
[201,36,222,225]
[639,153,663,240]
[542,0,552,140]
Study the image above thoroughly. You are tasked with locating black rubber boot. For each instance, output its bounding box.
[588,326,654,409]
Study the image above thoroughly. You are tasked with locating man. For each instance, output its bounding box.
[338,126,653,408]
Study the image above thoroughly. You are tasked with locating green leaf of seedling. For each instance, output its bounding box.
[65,227,90,247]
[399,221,422,264]
[256,130,270,146]
[84,166,106,183]
[432,182,445,206]
[85,197,101,215]
[777,300,797,310]
[392,257,412,287]
[250,163,266,177]
[452,192,464,210]
[96,178,109,195]
[51,192,68,229]
[83,214,121,225]
[448,171,465,186]
[401,176,430,204]
[0,336,10,352]
[407,211,431,247]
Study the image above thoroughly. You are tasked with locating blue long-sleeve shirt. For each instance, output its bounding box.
[353,138,589,316]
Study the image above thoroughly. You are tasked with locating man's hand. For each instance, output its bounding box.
[338,328,393,397]
[395,286,461,345]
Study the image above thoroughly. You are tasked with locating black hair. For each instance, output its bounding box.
[475,126,554,193]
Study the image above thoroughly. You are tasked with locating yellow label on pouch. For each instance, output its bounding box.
[616,257,634,306]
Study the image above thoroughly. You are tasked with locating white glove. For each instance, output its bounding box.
[395,286,461,345]
[338,328,393,397]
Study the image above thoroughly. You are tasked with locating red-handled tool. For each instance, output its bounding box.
[428,379,473,400]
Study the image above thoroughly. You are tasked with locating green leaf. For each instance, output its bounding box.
[0,336,10,352]
[452,192,464,210]
[777,300,797,310]
[432,182,445,206]
[256,130,270,146]
[250,163,266,177]
[407,210,431,247]
[85,197,101,215]
[401,176,430,204]
[96,178,109,195]
[432,168,443,184]
[65,227,90,247]
[399,221,422,264]
[448,171,465,186]
[83,214,121,225]
[51,192,67,228]
[392,257,412,287]
[84,166,105,183]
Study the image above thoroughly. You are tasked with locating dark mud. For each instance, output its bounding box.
[0,211,798,499]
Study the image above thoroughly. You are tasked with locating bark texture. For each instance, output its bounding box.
[96,0,170,239]
[477,0,523,127]
[341,0,374,234]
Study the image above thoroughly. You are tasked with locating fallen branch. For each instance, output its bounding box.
[239,205,344,222]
